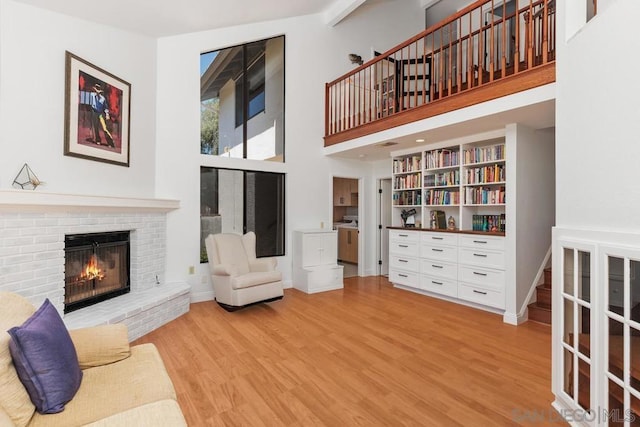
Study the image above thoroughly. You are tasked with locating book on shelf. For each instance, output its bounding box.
[472,214,506,232]
[429,210,447,229]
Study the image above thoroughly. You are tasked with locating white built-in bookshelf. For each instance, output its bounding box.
[392,137,506,233]
[388,126,556,325]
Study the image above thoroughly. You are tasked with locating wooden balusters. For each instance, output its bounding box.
[324,0,557,140]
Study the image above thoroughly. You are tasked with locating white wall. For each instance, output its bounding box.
[556,0,640,232]
[0,0,157,197]
[155,5,425,301]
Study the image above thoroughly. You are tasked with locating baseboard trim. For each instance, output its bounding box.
[190,290,214,303]
[503,310,528,325]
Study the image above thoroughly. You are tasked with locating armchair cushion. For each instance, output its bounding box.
[231,271,282,290]
[249,258,277,272]
[68,324,130,370]
[214,234,250,275]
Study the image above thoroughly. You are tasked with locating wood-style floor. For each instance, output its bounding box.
[133,276,565,426]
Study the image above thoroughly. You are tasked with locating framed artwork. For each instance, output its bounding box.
[64,51,131,167]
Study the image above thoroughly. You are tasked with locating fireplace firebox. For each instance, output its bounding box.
[64,231,130,314]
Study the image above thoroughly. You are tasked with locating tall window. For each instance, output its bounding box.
[235,54,265,127]
[200,36,284,162]
[200,167,285,261]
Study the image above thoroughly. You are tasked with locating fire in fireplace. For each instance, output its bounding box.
[64,231,130,313]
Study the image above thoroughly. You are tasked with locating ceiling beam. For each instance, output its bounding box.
[324,0,368,27]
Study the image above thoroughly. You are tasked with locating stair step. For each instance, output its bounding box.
[528,303,551,325]
[544,268,552,287]
[536,284,551,309]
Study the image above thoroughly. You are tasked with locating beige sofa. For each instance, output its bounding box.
[0,292,187,427]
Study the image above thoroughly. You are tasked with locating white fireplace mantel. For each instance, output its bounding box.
[0,189,180,212]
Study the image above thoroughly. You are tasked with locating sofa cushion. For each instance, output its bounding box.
[231,270,282,290]
[28,343,177,427]
[0,292,37,427]
[68,324,130,369]
[8,299,83,414]
[83,399,187,427]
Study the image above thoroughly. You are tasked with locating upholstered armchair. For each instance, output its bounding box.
[204,232,283,311]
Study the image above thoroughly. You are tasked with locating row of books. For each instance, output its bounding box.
[424,189,460,206]
[394,173,421,189]
[472,214,506,232]
[465,164,505,185]
[393,155,422,173]
[424,170,460,187]
[425,149,460,170]
[464,186,505,205]
[463,144,505,164]
[392,190,421,206]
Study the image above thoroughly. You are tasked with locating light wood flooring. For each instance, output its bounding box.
[133,276,564,426]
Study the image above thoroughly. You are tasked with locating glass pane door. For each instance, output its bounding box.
[561,247,593,413]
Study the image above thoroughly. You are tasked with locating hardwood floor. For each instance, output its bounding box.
[133,276,564,426]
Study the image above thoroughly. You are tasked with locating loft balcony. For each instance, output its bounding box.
[324,0,558,148]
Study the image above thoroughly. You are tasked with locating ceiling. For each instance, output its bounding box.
[13,0,350,37]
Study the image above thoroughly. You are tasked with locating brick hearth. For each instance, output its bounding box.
[0,191,190,341]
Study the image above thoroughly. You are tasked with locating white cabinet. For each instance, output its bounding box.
[293,230,343,294]
[389,228,505,311]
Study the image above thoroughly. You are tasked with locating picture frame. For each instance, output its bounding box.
[64,51,131,167]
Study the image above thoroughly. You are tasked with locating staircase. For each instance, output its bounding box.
[528,268,552,325]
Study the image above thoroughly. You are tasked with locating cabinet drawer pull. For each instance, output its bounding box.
[473,290,488,295]
[432,264,443,269]
[432,236,443,240]
[399,234,409,237]
[432,281,443,285]
[473,240,487,244]
[398,259,408,263]
[399,244,409,248]
[473,272,488,276]
[398,273,408,278]
[473,253,488,258]
[431,248,443,252]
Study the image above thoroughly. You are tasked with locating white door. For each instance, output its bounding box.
[379,179,392,276]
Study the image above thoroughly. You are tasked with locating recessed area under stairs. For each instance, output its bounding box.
[528,268,552,325]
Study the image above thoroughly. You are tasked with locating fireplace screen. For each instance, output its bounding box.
[64,231,130,313]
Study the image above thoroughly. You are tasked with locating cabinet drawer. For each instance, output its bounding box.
[459,247,505,270]
[458,234,505,251]
[420,259,457,280]
[390,241,418,256]
[420,275,457,298]
[458,265,505,289]
[420,232,458,246]
[389,230,419,242]
[390,255,419,272]
[458,283,504,309]
[390,269,419,288]
[420,244,458,263]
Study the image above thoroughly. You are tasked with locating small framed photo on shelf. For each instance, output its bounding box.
[64,51,131,167]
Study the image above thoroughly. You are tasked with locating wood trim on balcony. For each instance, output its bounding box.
[324,62,555,147]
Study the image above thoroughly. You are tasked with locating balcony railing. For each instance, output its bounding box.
[325,0,556,145]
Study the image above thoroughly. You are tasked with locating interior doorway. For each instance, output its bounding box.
[332,176,361,278]
[378,178,392,276]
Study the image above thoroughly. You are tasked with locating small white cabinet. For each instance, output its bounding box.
[293,230,343,294]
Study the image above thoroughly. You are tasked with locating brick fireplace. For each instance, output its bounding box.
[0,190,190,340]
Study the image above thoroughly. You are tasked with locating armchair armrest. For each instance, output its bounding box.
[249,258,277,272]
[212,264,237,276]
[68,324,131,369]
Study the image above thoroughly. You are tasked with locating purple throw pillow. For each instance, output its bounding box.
[8,299,82,414]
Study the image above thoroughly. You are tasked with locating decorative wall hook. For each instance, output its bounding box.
[12,163,43,190]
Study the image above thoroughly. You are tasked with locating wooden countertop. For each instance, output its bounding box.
[387,226,505,237]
